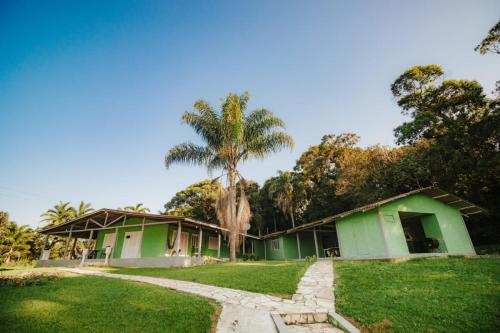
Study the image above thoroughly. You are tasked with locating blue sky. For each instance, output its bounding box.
[1,0,498,228]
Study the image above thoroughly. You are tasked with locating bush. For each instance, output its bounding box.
[242,253,259,261]
[0,272,60,287]
[304,255,317,264]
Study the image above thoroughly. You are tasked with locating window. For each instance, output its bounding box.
[208,236,218,250]
[191,234,199,248]
[271,239,280,250]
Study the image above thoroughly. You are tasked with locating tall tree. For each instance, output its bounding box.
[165,92,293,261]
[41,201,77,227]
[391,64,500,244]
[163,179,221,222]
[122,203,150,213]
[475,20,500,55]
[267,171,306,228]
[0,221,34,264]
[76,201,94,217]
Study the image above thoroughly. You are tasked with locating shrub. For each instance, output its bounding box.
[242,253,259,261]
[0,272,60,287]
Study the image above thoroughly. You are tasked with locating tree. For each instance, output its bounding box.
[76,201,94,217]
[41,201,77,227]
[267,171,306,228]
[391,65,500,245]
[0,221,34,264]
[121,203,150,213]
[163,179,221,222]
[475,20,500,55]
[165,92,293,261]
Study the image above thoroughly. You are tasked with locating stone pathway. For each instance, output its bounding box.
[292,259,335,312]
[288,323,343,333]
[61,260,336,333]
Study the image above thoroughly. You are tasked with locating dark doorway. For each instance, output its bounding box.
[399,212,441,254]
[321,223,340,257]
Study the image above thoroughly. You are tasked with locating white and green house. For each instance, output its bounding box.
[38,187,484,267]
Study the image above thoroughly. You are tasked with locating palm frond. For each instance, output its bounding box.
[244,132,294,159]
[165,143,216,169]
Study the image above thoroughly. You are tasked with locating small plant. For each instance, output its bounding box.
[242,253,259,261]
[304,255,317,264]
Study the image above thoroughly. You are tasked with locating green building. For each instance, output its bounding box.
[38,187,484,267]
[258,187,483,260]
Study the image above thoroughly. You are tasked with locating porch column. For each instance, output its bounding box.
[175,221,182,255]
[251,240,254,254]
[137,217,145,258]
[198,228,203,256]
[86,229,94,259]
[40,235,50,260]
[296,232,302,259]
[313,228,319,258]
[70,237,77,259]
[264,239,267,260]
[217,233,221,258]
[242,237,245,255]
[111,227,119,258]
[63,226,73,258]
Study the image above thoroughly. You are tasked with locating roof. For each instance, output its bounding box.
[286,187,487,234]
[40,208,259,239]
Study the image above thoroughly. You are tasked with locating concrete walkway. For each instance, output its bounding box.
[61,260,336,333]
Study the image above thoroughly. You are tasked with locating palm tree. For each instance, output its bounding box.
[268,171,297,228]
[41,201,77,227]
[76,201,94,217]
[0,222,34,263]
[122,203,150,213]
[165,92,293,261]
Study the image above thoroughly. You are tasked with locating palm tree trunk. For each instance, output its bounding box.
[228,168,237,262]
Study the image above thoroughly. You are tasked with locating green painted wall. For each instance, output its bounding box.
[141,225,167,257]
[297,231,318,258]
[421,214,447,253]
[336,210,386,258]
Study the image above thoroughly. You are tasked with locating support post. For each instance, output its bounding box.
[251,240,254,254]
[198,228,203,257]
[63,226,73,258]
[70,237,77,259]
[111,227,118,259]
[217,233,221,258]
[86,229,94,259]
[313,228,319,258]
[264,239,267,260]
[242,236,245,255]
[137,217,145,258]
[296,232,302,259]
[175,221,182,256]
[40,235,50,260]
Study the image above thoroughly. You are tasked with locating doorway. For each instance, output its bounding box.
[121,231,142,258]
[399,212,442,254]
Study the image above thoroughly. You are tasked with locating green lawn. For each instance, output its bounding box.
[101,261,309,298]
[0,270,218,333]
[334,256,500,333]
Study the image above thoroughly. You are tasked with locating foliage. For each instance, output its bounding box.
[0,275,216,333]
[267,171,307,228]
[241,253,259,261]
[475,20,500,55]
[163,179,221,222]
[0,219,36,264]
[121,203,150,213]
[40,201,93,227]
[103,261,308,298]
[335,257,500,332]
[304,255,317,264]
[0,272,60,287]
[40,201,77,227]
[165,92,293,260]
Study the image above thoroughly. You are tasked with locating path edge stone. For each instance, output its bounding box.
[328,311,360,333]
